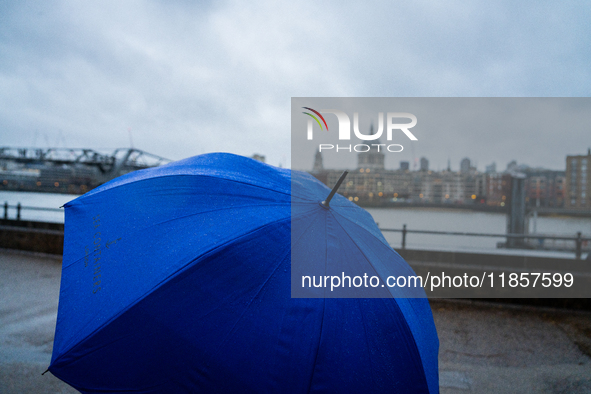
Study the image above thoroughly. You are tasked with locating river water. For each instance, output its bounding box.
[366,207,591,256]
[2,191,590,257]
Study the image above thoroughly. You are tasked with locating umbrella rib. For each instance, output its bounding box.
[178,207,324,329]
[61,202,291,271]
[63,201,320,275]
[53,216,293,365]
[330,209,393,251]
[215,247,292,353]
[137,202,291,235]
[50,334,173,393]
[306,297,326,393]
[305,211,330,392]
[327,212,388,296]
[328,213,434,390]
[74,173,292,204]
[216,207,327,352]
[380,297,433,391]
[358,300,379,386]
[398,299,434,392]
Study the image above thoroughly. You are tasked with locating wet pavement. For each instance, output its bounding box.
[0,249,77,393]
[1,248,590,393]
[433,300,591,393]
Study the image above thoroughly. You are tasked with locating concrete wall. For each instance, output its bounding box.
[0,220,63,255]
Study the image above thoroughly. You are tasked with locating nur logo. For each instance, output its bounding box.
[302,108,418,141]
[302,107,418,153]
[302,107,329,133]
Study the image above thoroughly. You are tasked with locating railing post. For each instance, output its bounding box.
[576,232,582,260]
[16,202,21,221]
[3,201,7,220]
[402,224,407,249]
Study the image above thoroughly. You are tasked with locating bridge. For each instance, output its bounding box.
[0,147,171,194]
[0,147,170,174]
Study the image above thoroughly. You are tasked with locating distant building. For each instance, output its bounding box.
[419,157,429,172]
[307,143,569,209]
[565,149,591,210]
[357,124,385,171]
[506,160,518,172]
[328,169,409,201]
[485,173,511,207]
[460,157,478,174]
[313,151,324,172]
[524,169,565,208]
[418,171,464,203]
[505,160,531,174]
[481,166,565,208]
[460,158,471,173]
[251,154,266,163]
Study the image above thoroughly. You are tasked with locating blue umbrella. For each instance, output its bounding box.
[49,153,439,393]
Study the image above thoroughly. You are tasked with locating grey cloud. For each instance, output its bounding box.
[1,0,590,169]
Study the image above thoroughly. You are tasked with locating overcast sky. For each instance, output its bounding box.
[1,1,590,170]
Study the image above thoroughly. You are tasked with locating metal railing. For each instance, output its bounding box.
[3,201,589,260]
[3,202,62,221]
[380,224,590,260]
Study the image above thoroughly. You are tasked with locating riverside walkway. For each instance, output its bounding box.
[1,249,591,393]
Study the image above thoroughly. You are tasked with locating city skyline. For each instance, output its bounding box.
[308,141,587,211]
[309,151,577,174]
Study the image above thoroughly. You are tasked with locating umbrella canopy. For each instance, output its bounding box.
[49,153,439,393]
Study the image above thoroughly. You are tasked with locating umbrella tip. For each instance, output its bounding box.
[321,170,348,208]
